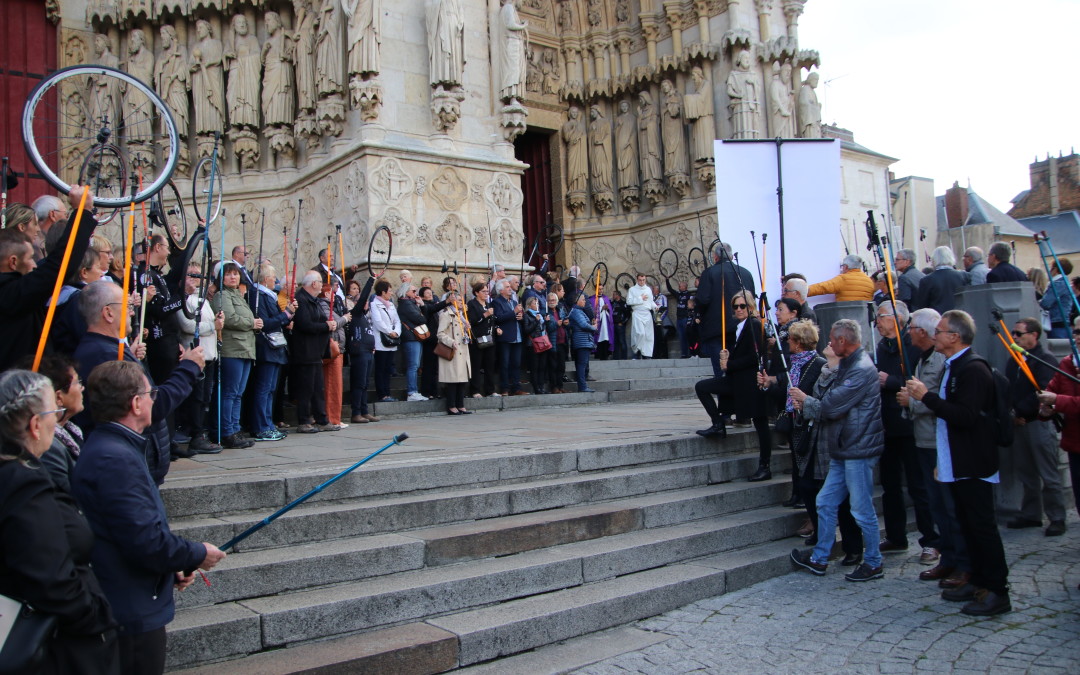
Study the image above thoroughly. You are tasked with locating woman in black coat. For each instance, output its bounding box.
[0,369,118,674]
[467,282,498,397]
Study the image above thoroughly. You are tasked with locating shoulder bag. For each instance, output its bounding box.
[434,341,455,360]
[0,594,57,675]
[378,305,401,347]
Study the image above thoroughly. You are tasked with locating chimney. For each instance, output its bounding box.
[1049,155,1060,215]
[944,181,969,229]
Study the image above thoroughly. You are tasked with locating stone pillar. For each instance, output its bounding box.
[663,1,684,55]
[782,0,806,44]
[694,0,711,42]
[640,17,661,67]
[617,36,632,75]
[756,0,773,41]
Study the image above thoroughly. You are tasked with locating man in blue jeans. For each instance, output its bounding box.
[789,319,886,582]
[493,279,528,396]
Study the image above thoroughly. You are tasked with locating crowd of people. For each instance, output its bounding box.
[692,241,1080,619]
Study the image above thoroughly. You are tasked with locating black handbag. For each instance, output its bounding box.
[380,332,400,348]
[0,595,58,675]
[773,411,793,435]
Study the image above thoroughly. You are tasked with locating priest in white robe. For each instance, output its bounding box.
[626,274,657,358]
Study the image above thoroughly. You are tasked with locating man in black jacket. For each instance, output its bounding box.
[914,246,970,313]
[894,249,925,308]
[1004,318,1067,535]
[695,244,756,377]
[292,271,337,433]
[906,309,1011,616]
[986,241,1028,283]
[0,186,96,371]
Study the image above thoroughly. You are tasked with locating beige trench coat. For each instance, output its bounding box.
[437,304,472,383]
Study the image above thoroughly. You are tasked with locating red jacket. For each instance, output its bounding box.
[1045,354,1080,455]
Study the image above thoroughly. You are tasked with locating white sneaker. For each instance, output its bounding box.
[407,392,428,402]
[491,392,502,397]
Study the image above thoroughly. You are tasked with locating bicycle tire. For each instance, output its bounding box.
[180,229,213,322]
[22,64,179,206]
[708,238,722,263]
[587,261,608,290]
[78,143,126,225]
[154,180,188,249]
[544,222,564,256]
[658,247,679,279]
[367,225,392,278]
[615,272,635,294]
[688,247,705,277]
[192,157,224,225]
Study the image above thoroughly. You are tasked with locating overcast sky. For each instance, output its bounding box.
[798,0,1079,213]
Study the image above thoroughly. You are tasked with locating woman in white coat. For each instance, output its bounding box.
[437,291,473,414]
[370,279,401,402]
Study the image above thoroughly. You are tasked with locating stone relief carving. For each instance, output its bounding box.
[769,61,794,138]
[344,161,366,207]
[431,85,465,132]
[315,0,346,136]
[637,90,665,206]
[588,105,614,214]
[370,158,414,205]
[433,213,472,255]
[622,234,643,264]
[673,221,694,250]
[496,0,528,105]
[261,11,296,169]
[345,218,370,258]
[797,70,822,138]
[65,34,88,66]
[485,173,523,217]
[587,0,602,26]
[155,25,189,173]
[591,240,615,265]
[293,0,321,143]
[191,19,226,158]
[615,98,640,211]
[429,167,468,211]
[345,0,382,120]
[726,49,761,140]
[494,218,520,257]
[122,28,155,175]
[562,105,588,216]
[526,50,542,93]
[227,14,262,171]
[644,228,666,258]
[558,0,576,32]
[660,79,690,199]
[684,66,716,184]
[541,49,561,96]
[90,34,121,129]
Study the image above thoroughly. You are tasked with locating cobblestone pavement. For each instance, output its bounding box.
[572,513,1080,675]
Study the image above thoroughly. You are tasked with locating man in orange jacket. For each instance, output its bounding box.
[808,254,875,302]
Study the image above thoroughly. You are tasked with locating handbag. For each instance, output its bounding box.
[773,410,793,435]
[409,323,431,341]
[475,332,495,349]
[531,333,552,353]
[265,330,288,348]
[434,341,455,360]
[380,332,400,348]
[0,594,57,675]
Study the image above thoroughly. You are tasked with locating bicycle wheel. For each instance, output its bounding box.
[646,274,660,291]
[180,229,213,323]
[543,222,564,256]
[658,247,679,280]
[708,238,722,263]
[152,180,188,249]
[22,65,179,207]
[192,157,224,225]
[587,261,608,290]
[615,272,634,294]
[367,225,392,278]
[687,247,705,277]
[78,143,127,225]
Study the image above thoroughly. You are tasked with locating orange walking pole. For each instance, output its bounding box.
[118,195,137,360]
[32,188,89,371]
[337,224,345,286]
[995,316,1040,389]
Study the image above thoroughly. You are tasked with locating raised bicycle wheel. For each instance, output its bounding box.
[78,143,127,225]
[367,224,392,278]
[180,229,213,323]
[587,261,608,290]
[152,180,188,249]
[646,274,660,290]
[192,156,224,225]
[543,222,564,256]
[22,64,179,206]
[658,247,679,280]
[615,272,635,294]
[708,238,723,263]
[687,247,705,277]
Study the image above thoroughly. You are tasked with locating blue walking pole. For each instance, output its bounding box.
[218,433,409,552]
[1034,232,1080,365]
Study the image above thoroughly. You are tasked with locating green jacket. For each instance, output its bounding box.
[211,287,256,360]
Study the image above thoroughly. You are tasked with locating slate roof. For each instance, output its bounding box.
[1016,211,1080,255]
[935,187,1033,237]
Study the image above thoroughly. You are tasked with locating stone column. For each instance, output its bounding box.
[782,0,806,43]
[663,1,684,56]
[616,36,632,76]
[755,0,772,41]
[640,16,661,67]
[694,0,711,42]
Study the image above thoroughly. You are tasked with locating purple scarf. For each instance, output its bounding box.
[786,350,817,412]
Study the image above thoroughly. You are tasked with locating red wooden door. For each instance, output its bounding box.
[1,0,58,205]
[515,131,554,264]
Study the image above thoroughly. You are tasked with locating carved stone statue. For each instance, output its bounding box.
[637,89,665,205]
[615,99,639,210]
[558,0,576,32]
[89,34,120,129]
[316,0,346,135]
[683,67,715,163]
[261,11,296,168]
[155,24,189,171]
[496,0,528,104]
[769,61,794,138]
[427,0,464,88]
[121,28,155,173]
[526,50,542,93]
[660,78,690,197]
[562,104,587,214]
[293,0,320,142]
[726,49,760,139]
[190,19,226,158]
[345,0,381,78]
[589,105,613,213]
[541,48,560,95]
[797,70,822,138]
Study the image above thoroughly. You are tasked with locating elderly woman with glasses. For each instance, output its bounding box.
[0,369,119,673]
[695,289,779,481]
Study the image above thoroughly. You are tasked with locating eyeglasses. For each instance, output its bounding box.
[782,288,796,295]
[877,313,895,319]
[732,303,748,309]
[36,407,67,419]
[1012,330,1034,338]
[934,329,957,336]
[136,387,159,401]
[1073,329,1080,336]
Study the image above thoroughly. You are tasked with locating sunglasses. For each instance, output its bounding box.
[1012,330,1034,338]
[732,303,748,309]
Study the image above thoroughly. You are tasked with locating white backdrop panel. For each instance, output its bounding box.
[713,139,841,307]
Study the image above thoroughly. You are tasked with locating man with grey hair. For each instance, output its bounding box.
[790,318,886,582]
[961,247,988,285]
[31,194,68,255]
[898,307,971,588]
[893,248,924,307]
[914,246,970,314]
[291,271,339,433]
[781,276,816,324]
[986,241,1027,283]
[808,255,874,302]
[874,300,939,562]
[904,309,1011,615]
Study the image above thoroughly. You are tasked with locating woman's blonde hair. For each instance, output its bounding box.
[787,319,819,352]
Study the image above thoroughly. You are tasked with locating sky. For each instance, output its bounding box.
[798,0,1079,213]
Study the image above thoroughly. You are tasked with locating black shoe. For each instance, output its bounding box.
[942,582,978,602]
[961,589,1011,616]
[189,434,223,454]
[1005,518,1042,529]
[1045,520,1067,536]
[747,465,772,482]
[695,423,726,439]
[845,563,884,582]
[790,548,827,576]
[803,534,818,547]
[879,538,908,554]
[841,553,863,567]
[171,446,196,460]
[222,434,254,449]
